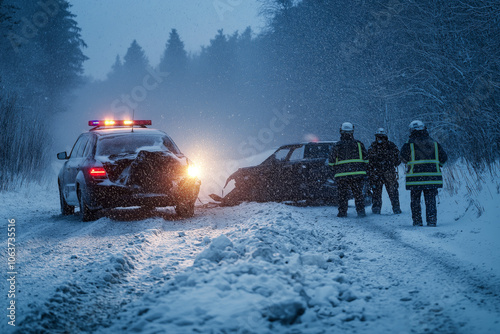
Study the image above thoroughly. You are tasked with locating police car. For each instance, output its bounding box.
[57,120,201,221]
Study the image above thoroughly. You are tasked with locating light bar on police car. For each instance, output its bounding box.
[88,120,152,126]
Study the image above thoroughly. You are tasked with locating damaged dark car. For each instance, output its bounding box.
[210,142,347,206]
[57,120,201,221]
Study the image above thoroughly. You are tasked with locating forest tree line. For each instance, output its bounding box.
[1,0,499,189]
[0,0,86,189]
[78,0,500,164]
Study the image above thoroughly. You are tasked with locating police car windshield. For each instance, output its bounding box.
[96,134,180,157]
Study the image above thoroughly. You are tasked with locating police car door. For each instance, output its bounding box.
[63,134,90,204]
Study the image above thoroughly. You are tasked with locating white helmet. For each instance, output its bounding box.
[409,120,425,132]
[375,128,387,137]
[340,122,354,133]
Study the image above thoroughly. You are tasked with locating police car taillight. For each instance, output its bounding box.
[89,167,107,178]
[88,120,152,126]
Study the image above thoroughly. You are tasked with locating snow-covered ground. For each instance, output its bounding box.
[1,163,499,333]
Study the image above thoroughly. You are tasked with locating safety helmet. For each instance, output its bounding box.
[375,128,387,137]
[340,122,354,133]
[409,120,425,132]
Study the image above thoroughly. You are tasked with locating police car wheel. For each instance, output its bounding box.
[78,189,98,222]
[59,184,74,215]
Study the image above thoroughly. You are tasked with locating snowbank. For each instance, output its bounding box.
[103,204,379,333]
[1,162,499,334]
[100,162,500,334]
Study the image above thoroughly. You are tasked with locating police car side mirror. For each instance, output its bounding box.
[57,151,68,160]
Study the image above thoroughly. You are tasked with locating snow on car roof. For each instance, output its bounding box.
[90,127,167,137]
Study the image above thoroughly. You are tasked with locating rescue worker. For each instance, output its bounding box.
[329,122,368,217]
[400,120,448,226]
[367,128,402,214]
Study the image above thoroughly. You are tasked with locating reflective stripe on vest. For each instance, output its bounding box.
[406,142,442,186]
[335,171,367,177]
[406,180,443,186]
[329,142,368,177]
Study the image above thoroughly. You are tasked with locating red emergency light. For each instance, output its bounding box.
[88,120,152,127]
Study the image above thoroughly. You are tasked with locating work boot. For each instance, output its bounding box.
[372,207,381,214]
[337,212,347,218]
[427,222,437,227]
[357,210,366,218]
[413,220,423,226]
[393,208,402,214]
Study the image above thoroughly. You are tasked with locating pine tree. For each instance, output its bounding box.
[107,54,123,81]
[122,39,149,80]
[159,29,187,78]
[34,0,88,114]
[0,0,17,82]
[201,29,235,87]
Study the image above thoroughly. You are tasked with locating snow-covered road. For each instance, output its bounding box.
[1,168,499,333]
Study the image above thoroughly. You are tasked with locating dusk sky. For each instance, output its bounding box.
[69,0,265,80]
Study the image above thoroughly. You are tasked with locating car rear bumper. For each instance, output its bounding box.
[85,178,201,210]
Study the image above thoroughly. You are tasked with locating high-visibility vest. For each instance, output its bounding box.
[405,142,443,188]
[329,142,368,178]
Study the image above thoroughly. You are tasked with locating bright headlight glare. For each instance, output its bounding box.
[187,165,199,178]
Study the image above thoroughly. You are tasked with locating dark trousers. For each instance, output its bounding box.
[410,189,438,225]
[337,178,365,215]
[372,171,400,212]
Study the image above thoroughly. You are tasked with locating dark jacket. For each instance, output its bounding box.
[400,130,448,190]
[329,133,368,180]
[367,138,400,176]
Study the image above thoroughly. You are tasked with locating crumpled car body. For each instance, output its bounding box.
[210,142,341,206]
[58,127,200,220]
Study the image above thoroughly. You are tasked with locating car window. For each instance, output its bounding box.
[288,146,304,161]
[304,143,332,159]
[69,135,85,159]
[76,136,89,158]
[95,134,180,157]
[83,136,94,157]
[274,148,291,161]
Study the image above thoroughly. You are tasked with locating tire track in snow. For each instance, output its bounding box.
[360,214,500,313]
[4,196,499,333]
[16,223,165,333]
[10,207,232,334]
[304,210,500,334]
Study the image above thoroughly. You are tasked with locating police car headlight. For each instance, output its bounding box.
[187,165,199,178]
